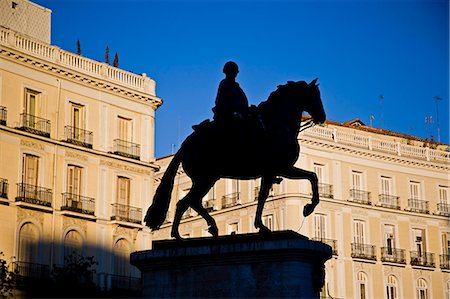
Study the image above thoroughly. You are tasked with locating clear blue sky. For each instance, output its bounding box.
[35,0,449,157]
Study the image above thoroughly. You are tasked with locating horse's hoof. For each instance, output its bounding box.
[257,225,271,235]
[303,204,316,217]
[208,225,219,237]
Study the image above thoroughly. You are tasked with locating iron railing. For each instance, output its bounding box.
[16,183,52,207]
[222,192,240,209]
[437,202,450,217]
[351,243,376,260]
[111,203,142,224]
[61,192,95,215]
[380,247,406,264]
[113,139,140,160]
[17,113,51,137]
[407,198,429,214]
[378,194,400,210]
[64,126,93,148]
[349,189,371,205]
[440,254,450,270]
[0,106,6,125]
[13,261,50,280]
[410,251,435,268]
[317,183,334,199]
[312,237,338,255]
[0,178,8,198]
[203,199,215,212]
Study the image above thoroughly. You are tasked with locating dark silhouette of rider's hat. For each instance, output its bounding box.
[223,61,239,75]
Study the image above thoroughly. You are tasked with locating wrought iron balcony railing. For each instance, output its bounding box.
[318,183,334,199]
[440,254,450,270]
[380,247,406,264]
[0,178,8,198]
[13,261,50,280]
[378,194,400,210]
[16,183,52,207]
[0,106,6,125]
[111,203,142,224]
[64,126,93,148]
[222,192,240,209]
[407,198,429,214]
[61,192,95,215]
[349,189,371,205]
[437,202,450,217]
[203,199,215,212]
[17,113,51,137]
[312,237,338,255]
[410,251,435,268]
[113,139,140,160]
[351,243,376,260]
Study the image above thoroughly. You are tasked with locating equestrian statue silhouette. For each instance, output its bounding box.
[145,63,326,241]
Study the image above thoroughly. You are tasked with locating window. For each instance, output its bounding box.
[64,230,82,261]
[356,272,368,299]
[22,154,39,186]
[70,102,85,130]
[381,176,393,195]
[413,228,426,255]
[118,116,132,142]
[313,163,325,183]
[442,232,450,256]
[314,214,326,240]
[416,278,428,299]
[25,88,41,117]
[67,165,82,195]
[409,181,421,200]
[439,186,449,204]
[228,222,239,235]
[116,176,130,206]
[263,214,274,230]
[113,239,131,276]
[386,275,398,299]
[352,171,363,190]
[384,224,396,254]
[353,220,365,244]
[18,223,39,263]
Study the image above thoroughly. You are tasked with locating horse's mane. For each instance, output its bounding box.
[257,80,307,115]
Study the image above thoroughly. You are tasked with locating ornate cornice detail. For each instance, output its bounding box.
[20,139,45,151]
[62,217,87,234]
[17,208,44,225]
[66,150,89,161]
[100,159,152,175]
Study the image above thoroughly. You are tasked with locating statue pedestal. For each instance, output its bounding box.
[131,230,332,298]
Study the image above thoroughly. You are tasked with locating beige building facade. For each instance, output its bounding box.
[152,119,450,299]
[0,0,161,292]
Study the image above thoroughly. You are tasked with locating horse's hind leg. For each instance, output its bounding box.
[254,176,275,234]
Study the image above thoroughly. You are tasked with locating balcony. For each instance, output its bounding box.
[440,254,450,270]
[378,194,400,210]
[61,192,95,215]
[13,261,50,284]
[349,189,371,205]
[17,113,51,137]
[410,251,435,268]
[111,203,142,224]
[0,106,6,125]
[16,183,52,207]
[64,126,93,148]
[113,139,140,160]
[318,183,333,199]
[407,198,429,214]
[222,192,240,209]
[437,202,450,217]
[203,199,215,212]
[0,178,8,199]
[312,237,338,255]
[351,243,376,261]
[380,247,406,264]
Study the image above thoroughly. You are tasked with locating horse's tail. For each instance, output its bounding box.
[144,147,183,230]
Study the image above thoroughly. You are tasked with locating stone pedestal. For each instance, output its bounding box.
[131,230,332,298]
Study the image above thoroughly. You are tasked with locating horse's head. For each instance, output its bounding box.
[302,78,326,125]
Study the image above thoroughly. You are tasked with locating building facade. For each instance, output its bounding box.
[0,0,161,293]
[152,119,450,299]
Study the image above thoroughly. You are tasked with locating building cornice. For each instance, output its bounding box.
[0,27,163,110]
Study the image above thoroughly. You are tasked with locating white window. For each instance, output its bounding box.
[263,214,274,230]
[416,278,428,299]
[413,228,426,255]
[24,88,40,117]
[439,186,449,204]
[409,181,421,200]
[357,272,368,299]
[386,275,398,299]
[313,163,325,183]
[67,165,82,195]
[381,176,393,195]
[384,224,396,254]
[117,176,130,205]
[352,171,363,190]
[118,116,132,142]
[314,214,326,240]
[22,154,39,186]
[228,222,239,235]
[353,220,365,244]
[442,232,450,256]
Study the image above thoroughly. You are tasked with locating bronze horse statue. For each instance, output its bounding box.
[145,79,326,240]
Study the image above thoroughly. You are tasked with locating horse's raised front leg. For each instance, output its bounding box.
[254,176,274,234]
[280,167,319,217]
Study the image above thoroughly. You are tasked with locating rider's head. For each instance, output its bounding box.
[223,61,239,78]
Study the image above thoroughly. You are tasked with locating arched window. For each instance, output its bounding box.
[386,275,398,299]
[18,223,39,263]
[357,272,368,299]
[416,278,428,299]
[64,230,83,261]
[113,239,131,276]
